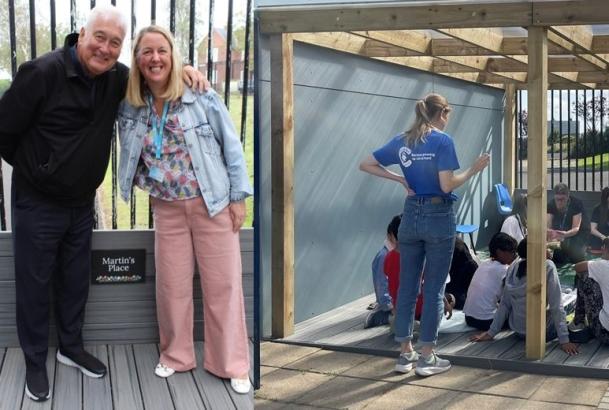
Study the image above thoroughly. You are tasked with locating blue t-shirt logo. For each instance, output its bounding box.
[399,146,412,168]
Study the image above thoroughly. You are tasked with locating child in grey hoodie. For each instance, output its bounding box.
[470,237,579,355]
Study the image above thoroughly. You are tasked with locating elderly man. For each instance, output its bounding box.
[0,6,205,402]
[547,182,590,266]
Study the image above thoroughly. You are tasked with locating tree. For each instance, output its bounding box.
[0,0,69,76]
[573,94,608,132]
[172,0,206,64]
[518,110,528,137]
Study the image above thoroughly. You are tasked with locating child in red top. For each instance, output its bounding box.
[384,248,455,321]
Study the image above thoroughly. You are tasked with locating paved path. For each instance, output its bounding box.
[256,341,609,409]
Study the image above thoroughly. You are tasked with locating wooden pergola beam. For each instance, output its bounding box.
[270,34,295,338]
[504,84,516,193]
[258,1,609,34]
[526,26,548,360]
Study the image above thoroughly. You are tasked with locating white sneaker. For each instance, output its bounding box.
[230,377,251,394]
[154,363,175,378]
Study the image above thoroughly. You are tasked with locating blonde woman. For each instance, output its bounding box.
[360,94,489,377]
[117,26,252,394]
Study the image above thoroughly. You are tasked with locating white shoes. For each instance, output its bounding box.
[230,377,251,394]
[154,363,175,378]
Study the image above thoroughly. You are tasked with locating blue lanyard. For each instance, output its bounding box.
[150,98,170,160]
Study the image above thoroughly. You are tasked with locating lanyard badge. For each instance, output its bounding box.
[149,98,170,183]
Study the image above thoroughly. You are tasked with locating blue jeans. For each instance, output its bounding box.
[394,197,456,346]
[371,246,392,310]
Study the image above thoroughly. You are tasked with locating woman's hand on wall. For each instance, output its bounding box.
[229,201,246,232]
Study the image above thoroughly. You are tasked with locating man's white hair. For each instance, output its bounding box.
[85,5,128,36]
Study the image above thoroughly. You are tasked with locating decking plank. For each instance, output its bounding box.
[53,348,82,410]
[131,344,174,410]
[563,340,602,367]
[166,371,206,410]
[191,342,235,409]
[0,348,24,410]
[476,333,521,359]
[586,342,609,368]
[108,345,144,410]
[542,341,570,364]
[437,332,478,355]
[21,347,56,410]
[82,345,112,410]
[224,379,254,410]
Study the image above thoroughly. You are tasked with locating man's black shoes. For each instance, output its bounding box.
[25,367,50,402]
[56,349,107,378]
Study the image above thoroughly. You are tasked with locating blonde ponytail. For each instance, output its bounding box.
[405,94,450,146]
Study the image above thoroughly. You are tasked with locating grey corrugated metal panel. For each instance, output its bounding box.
[258,34,504,334]
[258,40,504,111]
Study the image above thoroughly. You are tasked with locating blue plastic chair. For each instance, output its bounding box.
[495,183,513,215]
[456,224,479,254]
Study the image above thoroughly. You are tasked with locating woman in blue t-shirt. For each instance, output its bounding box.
[359,93,489,377]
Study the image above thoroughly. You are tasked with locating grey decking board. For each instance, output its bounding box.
[223,379,254,410]
[191,342,236,409]
[166,372,206,410]
[131,344,175,410]
[541,341,570,364]
[53,348,82,410]
[0,348,25,410]
[586,341,609,368]
[82,345,113,410]
[108,345,144,410]
[475,334,521,359]
[563,339,602,367]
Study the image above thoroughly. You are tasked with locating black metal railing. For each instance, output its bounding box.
[1,0,253,231]
[515,89,609,194]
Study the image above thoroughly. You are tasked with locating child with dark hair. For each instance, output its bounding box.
[463,232,518,330]
[364,215,401,328]
[572,237,609,344]
[445,237,478,310]
[501,193,527,244]
[470,237,579,355]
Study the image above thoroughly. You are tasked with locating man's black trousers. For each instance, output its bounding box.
[12,182,94,370]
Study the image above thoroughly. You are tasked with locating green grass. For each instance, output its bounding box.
[97,92,254,229]
[576,153,609,170]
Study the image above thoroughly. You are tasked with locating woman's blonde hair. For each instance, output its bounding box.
[125,25,184,107]
[404,93,451,146]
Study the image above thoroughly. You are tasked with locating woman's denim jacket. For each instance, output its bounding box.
[117,88,252,217]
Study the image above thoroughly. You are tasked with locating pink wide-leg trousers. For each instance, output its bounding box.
[152,196,250,378]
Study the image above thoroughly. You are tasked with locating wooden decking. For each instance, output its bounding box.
[0,342,253,410]
[277,294,609,379]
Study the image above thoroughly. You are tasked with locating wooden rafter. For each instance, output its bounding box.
[258,1,609,34]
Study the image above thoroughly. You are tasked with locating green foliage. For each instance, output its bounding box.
[0,79,10,96]
[0,1,69,74]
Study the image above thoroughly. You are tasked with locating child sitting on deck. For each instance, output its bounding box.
[364,215,401,328]
[445,237,479,310]
[463,232,518,330]
[470,237,579,355]
[571,237,609,345]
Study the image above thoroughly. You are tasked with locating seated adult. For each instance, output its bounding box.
[589,187,609,250]
[463,233,518,330]
[445,237,478,310]
[547,183,589,265]
[501,193,527,244]
[470,237,579,355]
[572,237,609,344]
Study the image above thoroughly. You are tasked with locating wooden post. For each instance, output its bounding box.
[503,84,516,194]
[526,26,548,360]
[270,34,295,338]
